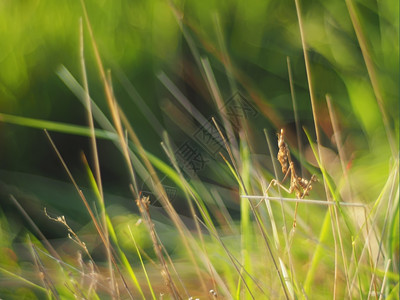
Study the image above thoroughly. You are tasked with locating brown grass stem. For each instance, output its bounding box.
[325,94,352,297]
[78,19,116,296]
[136,196,182,299]
[116,103,209,294]
[44,129,133,299]
[80,0,139,200]
[293,0,342,296]
[213,118,289,299]
[29,240,60,300]
[9,195,61,262]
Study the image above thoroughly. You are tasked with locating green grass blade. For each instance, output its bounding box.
[84,161,146,299]
[0,266,47,293]
[304,127,354,235]
[128,226,157,300]
[106,216,146,300]
[303,210,331,295]
[239,138,253,299]
[0,113,115,140]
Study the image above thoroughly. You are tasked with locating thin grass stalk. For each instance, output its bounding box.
[292,0,322,148]
[183,189,218,295]
[238,133,254,299]
[333,223,339,299]
[349,208,376,298]
[157,234,191,298]
[334,209,351,298]
[167,0,283,128]
[160,162,214,297]
[170,1,239,157]
[206,191,234,232]
[80,0,139,199]
[56,66,116,134]
[325,95,354,200]
[44,130,134,299]
[156,71,227,158]
[128,226,157,300]
[365,213,379,300]
[348,166,398,293]
[359,163,400,298]
[136,196,182,299]
[302,211,331,295]
[82,155,146,299]
[374,164,399,270]
[264,123,297,295]
[79,19,103,201]
[201,57,239,161]
[213,13,238,95]
[57,67,168,198]
[259,179,281,251]
[29,240,60,300]
[160,135,214,229]
[195,217,264,299]
[292,5,342,296]
[0,113,114,139]
[117,108,209,294]
[158,137,211,249]
[344,0,396,158]
[166,0,207,85]
[44,206,96,268]
[286,57,304,176]
[0,266,48,293]
[112,65,165,139]
[367,165,399,299]
[378,260,391,300]
[34,246,111,295]
[302,128,354,295]
[107,223,145,299]
[210,188,238,235]
[213,118,289,299]
[78,19,117,298]
[252,148,296,295]
[325,94,352,297]
[160,136,226,295]
[242,196,365,208]
[351,236,365,298]
[326,95,360,295]
[9,195,61,261]
[386,187,400,296]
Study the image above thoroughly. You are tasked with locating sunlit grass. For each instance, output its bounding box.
[0,0,398,299]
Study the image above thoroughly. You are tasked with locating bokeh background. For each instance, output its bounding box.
[0,0,398,234]
[0,0,398,298]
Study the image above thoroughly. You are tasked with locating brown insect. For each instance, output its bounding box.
[277,129,289,174]
[267,129,317,228]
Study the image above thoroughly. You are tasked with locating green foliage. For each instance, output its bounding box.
[0,0,398,298]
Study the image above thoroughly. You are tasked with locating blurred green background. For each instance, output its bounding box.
[0,0,398,222]
[0,1,398,298]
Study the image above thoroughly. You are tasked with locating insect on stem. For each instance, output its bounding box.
[266,129,317,228]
